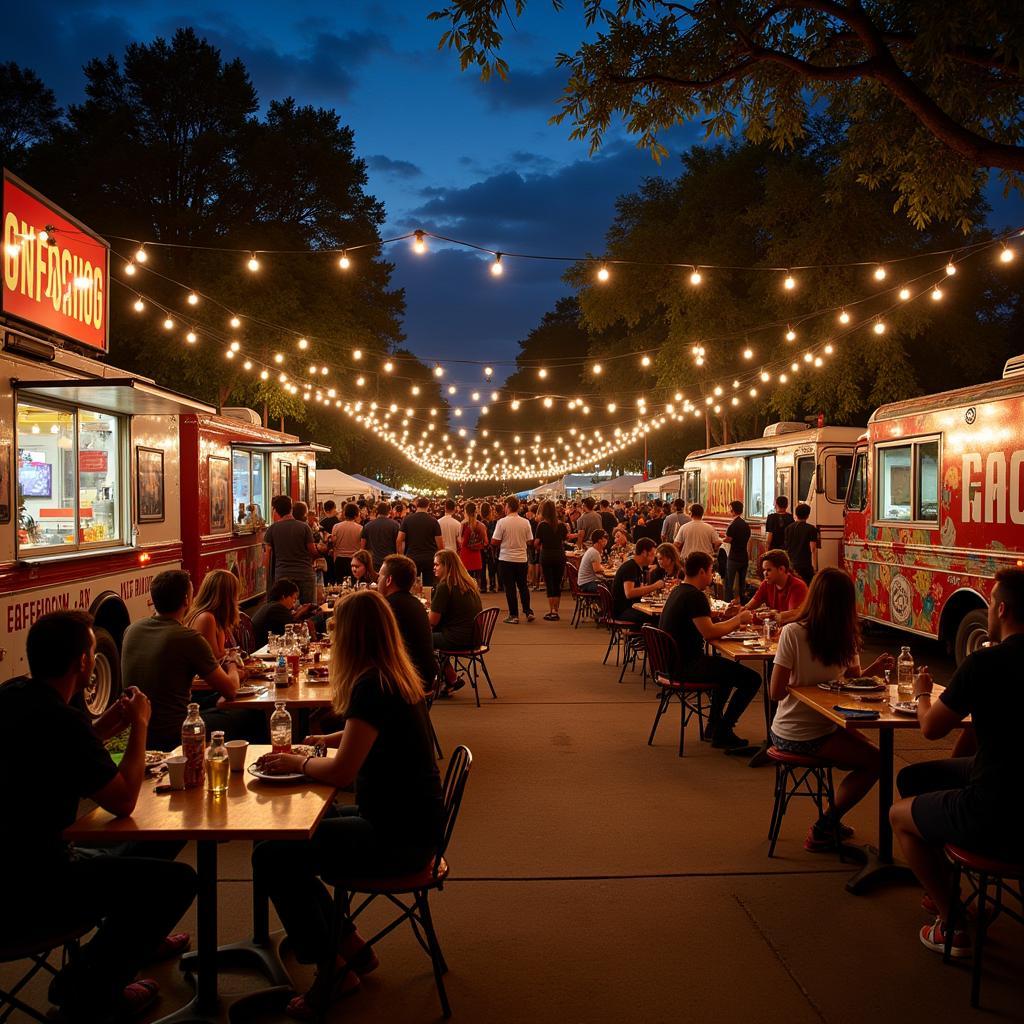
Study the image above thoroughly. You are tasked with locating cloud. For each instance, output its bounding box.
[367,154,423,178]
[473,65,568,112]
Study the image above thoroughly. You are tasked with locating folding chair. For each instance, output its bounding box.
[642,625,715,755]
[0,924,89,1023]
[323,746,473,1019]
[435,608,500,708]
[595,585,640,669]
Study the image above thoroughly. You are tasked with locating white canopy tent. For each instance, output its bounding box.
[588,474,645,499]
[632,473,683,499]
[316,469,377,504]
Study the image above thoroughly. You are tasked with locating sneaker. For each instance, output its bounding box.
[711,726,748,749]
[804,824,840,853]
[448,675,467,693]
[920,918,971,958]
[526,612,535,623]
[921,891,996,923]
[503,616,519,625]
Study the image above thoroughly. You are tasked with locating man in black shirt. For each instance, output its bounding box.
[318,500,341,583]
[398,496,443,586]
[611,537,664,623]
[724,499,752,602]
[251,578,303,647]
[599,499,618,535]
[0,611,196,1021]
[658,551,761,750]
[890,568,1024,957]
[764,496,794,551]
[784,503,818,585]
[379,554,437,693]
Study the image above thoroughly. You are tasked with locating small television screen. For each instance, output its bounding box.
[19,462,52,499]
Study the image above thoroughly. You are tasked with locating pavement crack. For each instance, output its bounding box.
[733,893,829,1024]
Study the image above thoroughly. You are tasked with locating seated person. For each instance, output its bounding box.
[430,549,483,696]
[649,542,684,583]
[251,578,303,647]
[0,611,197,1022]
[378,554,436,693]
[121,569,246,751]
[890,567,1024,958]
[611,526,632,556]
[658,551,762,750]
[610,537,664,624]
[738,549,808,625]
[349,549,378,586]
[577,529,609,593]
[770,569,888,851]
[185,568,242,663]
[252,592,442,1020]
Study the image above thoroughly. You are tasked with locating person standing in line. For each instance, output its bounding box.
[576,496,602,545]
[662,498,687,542]
[765,495,794,552]
[535,499,569,620]
[263,494,319,605]
[479,501,498,593]
[437,499,462,553]
[636,501,664,543]
[398,496,443,586]
[724,500,752,602]
[330,503,363,583]
[492,495,535,624]
[674,503,722,560]
[526,504,542,591]
[318,500,341,584]
[458,500,488,589]
[360,501,400,571]
[598,499,618,535]
[784,503,819,585]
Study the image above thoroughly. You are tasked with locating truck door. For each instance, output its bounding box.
[842,445,869,577]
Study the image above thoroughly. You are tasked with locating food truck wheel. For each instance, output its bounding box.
[954,609,988,666]
[84,628,122,718]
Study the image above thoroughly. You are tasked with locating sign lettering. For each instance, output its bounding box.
[962,451,1024,526]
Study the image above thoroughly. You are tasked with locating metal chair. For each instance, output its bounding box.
[323,746,473,1019]
[641,625,715,755]
[435,607,500,708]
[595,585,640,669]
[566,562,599,628]
[766,747,843,858]
[0,924,89,1023]
[943,844,1024,1007]
[423,658,445,761]
[233,611,257,655]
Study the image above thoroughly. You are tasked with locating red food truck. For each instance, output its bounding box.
[0,170,326,711]
[842,355,1024,663]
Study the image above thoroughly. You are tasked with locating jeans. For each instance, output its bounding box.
[252,805,433,964]
[684,654,762,731]
[579,580,599,594]
[499,560,531,617]
[724,559,748,602]
[5,849,196,1017]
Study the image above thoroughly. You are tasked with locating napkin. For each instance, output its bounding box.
[832,705,880,720]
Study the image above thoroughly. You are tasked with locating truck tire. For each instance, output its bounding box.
[84,627,123,718]
[954,609,988,666]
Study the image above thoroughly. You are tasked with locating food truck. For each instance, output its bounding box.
[842,355,1024,663]
[0,170,327,711]
[681,423,864,571]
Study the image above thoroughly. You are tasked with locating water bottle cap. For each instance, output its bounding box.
[274,701,286,709]
[211,730,225,741]
[187,702,199,712]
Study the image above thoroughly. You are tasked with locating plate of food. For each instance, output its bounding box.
[726,630,759,640]
[247,753,304,782]
[234,685,267,697]
[305,666,330,679]
[818,678,885,692]
[890,700,918,715]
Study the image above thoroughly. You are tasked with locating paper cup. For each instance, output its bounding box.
[166,756,187,790]
[225,739,249,772]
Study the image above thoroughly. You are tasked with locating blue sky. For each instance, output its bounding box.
[4,1,1021,386]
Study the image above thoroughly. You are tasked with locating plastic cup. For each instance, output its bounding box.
[166,756,187,790]
[225,740,249,772]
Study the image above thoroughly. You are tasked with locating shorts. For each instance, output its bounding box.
[910,788,1023,859]
[769,731,831,756]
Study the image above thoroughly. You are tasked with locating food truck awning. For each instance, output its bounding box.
[233,441,332,453]
[14,377,216,416]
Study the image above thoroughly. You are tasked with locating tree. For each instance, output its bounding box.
[431,0,1024,229]
[0,63,61,166]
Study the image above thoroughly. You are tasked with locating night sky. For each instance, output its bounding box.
[4,1,1021,390]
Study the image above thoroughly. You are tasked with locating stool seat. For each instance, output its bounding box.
[944,844,1024,878]
[766,746,831,769]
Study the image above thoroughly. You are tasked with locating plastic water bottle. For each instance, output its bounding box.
[274,654,288,689]
[206,730,229,794]
[181,702,206,789]
[897,646,915,698]
[270,701,292,753]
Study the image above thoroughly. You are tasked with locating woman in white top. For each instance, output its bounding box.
[770,567,892,852]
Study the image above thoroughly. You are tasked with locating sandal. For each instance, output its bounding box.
[117,979,161,1019]
[543,612,559,621]
[285,968,360,1020]
[150,931,190,962]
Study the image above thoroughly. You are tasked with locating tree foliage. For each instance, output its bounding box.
[431,0,1024,230]
[0,63,60,165]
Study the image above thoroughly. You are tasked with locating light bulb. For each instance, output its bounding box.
[814,357,823,367]
[133,297,144,312]
[874,265,887,281]
[538,367,548,379]
[338,252,351,270]
[838,309,850,324]
[743,348,753,359]
[491,254,503,276]
[873,320,886,334]
[226,350,235,360]
[471,391,480,401]
[592,363,602,375]
[803,352,813,363]
[31,424,39,434]
[543,397,553,408]
[945,262,957,276]
[749,388,758,398]
[243,360,252,370]
[412,230,427,254]
[186,330,197,344]
[785,327,796,342]
[309,365,318,376]
[274,352,284,364]
[448,385,457,396]
[260,369,269,380]
[187,291,199,305]
[356,376,366,387]
[641,355,651,367]
[899,287,911,300]
[490,391,498,401]
[247,254,260,272]
[824,343,834,354]
[411,385,420,395]
[511,400,520,411]
[433,365,443,377]
[780,373,788,383]
[124,261,136,276]
[163,317,174,330]
[230,315,241,328]
[597,265,610,282]
[999,246,1015,263]
[689,267,702,286]
[607,403,616,413]
[931,286,943,301]
[135,247,147,263]
[695,355,704,366]
[384,361,394,373]
[760,370,770,382]
[294,338,307,351]
[783,272,796,290]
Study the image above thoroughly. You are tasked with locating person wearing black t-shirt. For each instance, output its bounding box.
[398,496,443,585]
[724,500,752,602]
[319,500,341,583]
[599,499,618,535]
[0,612,197,1022]
[658,551,762,749]
[253,590,443,1019]
[379,554,438,693]
[784,503,819,585]
[251,578,303,647]
[764,496,794,552]
[611,537,664,624]
[890,568,1024,958]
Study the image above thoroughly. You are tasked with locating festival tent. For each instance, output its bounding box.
[316,469,375,504]
[587,474,646,499]
[527,474,601,498]
[632,473,683,499]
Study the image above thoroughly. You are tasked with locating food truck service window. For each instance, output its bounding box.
[746,454,776,518]
[16,401,123,553]
[232,449,268,528]
[877,438,939,523]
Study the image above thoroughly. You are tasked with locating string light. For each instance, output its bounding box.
[783,272,796,290]
[433,365,443,378]
[338,252,351,270]
[187,292,199,306]
[1000,245,1015,263]
[873,320,887,335]
[945,262,957,276]
[124,262,136,276]
[931,286,944,301]
[132,297,144,312]
[899,287,911,300]
[538,367,548,379]
[640,355,651,367]
[243,360,253,370]
[689,267,702,285]
[186,330,197,344]
[260,369,269,380]
[413,230,427,254]
[592,363,602,375]
[274,353,284,364]
[597,265,610,282]
[297,338,308,350]
[838,309,850,324]
[491,254,503,276]
[230,315,241,328]
[247,253,260,272]
[384,361,394,373]
[135,247,147,263]
[874,265,887,281]
[785,326,796,342]
[230,341,240,352]
[743,347,753,360]
[163,317,174,330]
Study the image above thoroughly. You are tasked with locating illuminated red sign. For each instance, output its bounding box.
[79,450,109,473]
[2,170,109,352]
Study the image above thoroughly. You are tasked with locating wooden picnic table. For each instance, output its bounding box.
[65,744,337,1021]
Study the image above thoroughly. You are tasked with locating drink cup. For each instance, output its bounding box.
[166,756,187,790]
[287,652,300,678]
[225,739,249,772]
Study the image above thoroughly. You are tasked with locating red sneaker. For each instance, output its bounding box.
[920,918,971,958]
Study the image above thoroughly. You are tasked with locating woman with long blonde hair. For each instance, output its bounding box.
[184,568,240,660]
[253,590,442,1019]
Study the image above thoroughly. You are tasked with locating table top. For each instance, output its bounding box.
[789,683,945,731]
[229,656,335,709]
[632,602,665,617]
[710,636,778,662]
[64,745,337,843]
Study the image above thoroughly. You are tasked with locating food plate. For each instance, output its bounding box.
[234,685,265,696]
[726,630,759,640]
[890,701,918,715]
[247,764,304,782]
[817,678,885,692]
